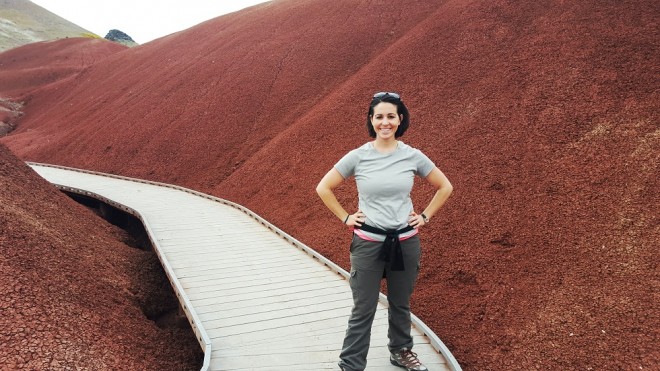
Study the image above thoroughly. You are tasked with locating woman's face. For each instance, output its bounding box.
[370,102,402,140]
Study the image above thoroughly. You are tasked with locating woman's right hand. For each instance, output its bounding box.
[345,210,366,227]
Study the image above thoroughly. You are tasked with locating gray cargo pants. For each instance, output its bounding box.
[338,234,421,371]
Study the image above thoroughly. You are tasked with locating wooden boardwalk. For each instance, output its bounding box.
[29,163,461,371]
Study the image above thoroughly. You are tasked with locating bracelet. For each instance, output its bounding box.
[343,214,350,224]
[421,213,429,223]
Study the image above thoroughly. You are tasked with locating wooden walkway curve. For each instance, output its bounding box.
[29,163,461,371]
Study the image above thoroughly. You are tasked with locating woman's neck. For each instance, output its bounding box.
[372,138,398,153]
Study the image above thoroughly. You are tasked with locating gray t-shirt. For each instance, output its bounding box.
[334,141,435,241]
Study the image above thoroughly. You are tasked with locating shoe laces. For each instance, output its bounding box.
[399,348,422,366]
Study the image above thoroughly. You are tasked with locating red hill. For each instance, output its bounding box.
[0,37,126,97]
[0,144,201,369]
[1,0,657,369]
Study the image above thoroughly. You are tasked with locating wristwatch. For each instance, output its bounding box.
[421,213,429,223]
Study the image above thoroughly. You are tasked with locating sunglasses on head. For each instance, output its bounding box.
[373,92,401,100]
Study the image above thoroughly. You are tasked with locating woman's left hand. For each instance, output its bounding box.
[408,212,426,228]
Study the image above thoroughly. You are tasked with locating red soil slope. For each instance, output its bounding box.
[1,0,658,369]
[0,38,126,135]
[0,144,201,369]
[0,37,126,98]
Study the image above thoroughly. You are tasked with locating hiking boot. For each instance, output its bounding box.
[390,347,428,371]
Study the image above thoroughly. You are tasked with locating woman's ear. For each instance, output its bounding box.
[400,114,404,122]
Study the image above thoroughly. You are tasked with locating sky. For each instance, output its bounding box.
[30,0,270,44]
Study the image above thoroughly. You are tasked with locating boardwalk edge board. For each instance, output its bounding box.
[27,162,462,371]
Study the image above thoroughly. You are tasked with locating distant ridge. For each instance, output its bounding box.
[0,0,97,52]
[104,29,138,47]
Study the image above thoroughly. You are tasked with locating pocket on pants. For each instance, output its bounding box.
[349,270,359,301]
[349,234,360,253]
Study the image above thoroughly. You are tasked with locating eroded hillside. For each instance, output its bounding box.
[1,0,657,369]
[0,144,201,369]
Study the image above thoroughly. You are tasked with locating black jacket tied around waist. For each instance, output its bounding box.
[354,224,414,271]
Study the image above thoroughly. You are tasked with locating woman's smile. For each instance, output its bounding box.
[371,102,401,140]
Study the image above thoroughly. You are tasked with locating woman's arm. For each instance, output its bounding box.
[316,168,365,227]
[409,167,453,227]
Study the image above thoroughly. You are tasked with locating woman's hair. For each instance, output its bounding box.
[366,92,410,138]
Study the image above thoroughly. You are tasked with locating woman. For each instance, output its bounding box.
[316,92,453,371]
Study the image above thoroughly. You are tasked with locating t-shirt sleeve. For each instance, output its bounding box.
[414,149,436,177]
[334,149,360,178]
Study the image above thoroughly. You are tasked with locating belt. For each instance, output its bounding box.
[354,224,414,271]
